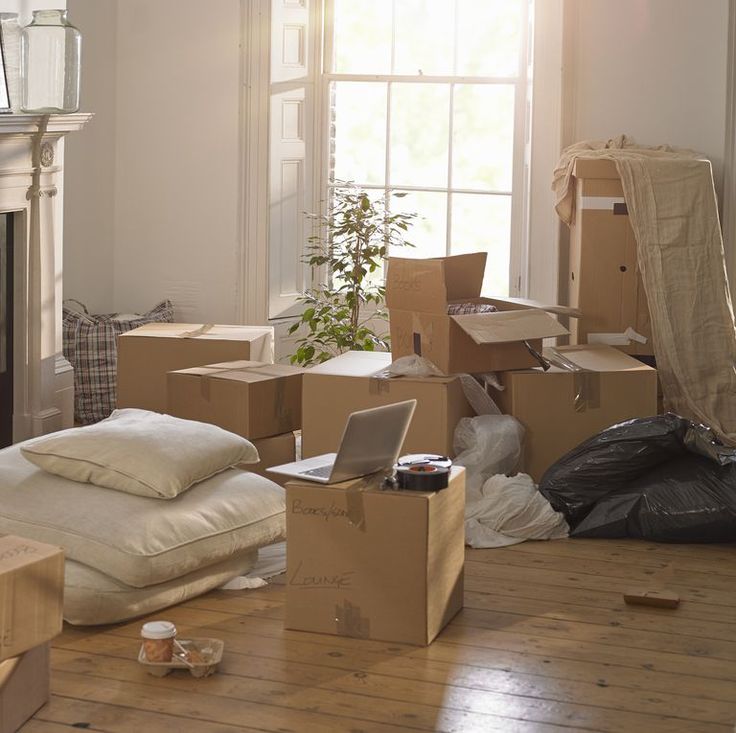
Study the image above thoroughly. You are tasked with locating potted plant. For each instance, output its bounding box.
[289,184,417,366]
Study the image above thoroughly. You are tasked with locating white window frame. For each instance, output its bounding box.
[239,0,565,352]
[319,0,533,297]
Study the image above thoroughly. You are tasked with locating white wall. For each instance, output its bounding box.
[63,0,115,313]
[61,0,732,314]
[568,0,728,190]
[64,0,243,321]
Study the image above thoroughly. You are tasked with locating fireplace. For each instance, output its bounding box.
[0,114,91,444]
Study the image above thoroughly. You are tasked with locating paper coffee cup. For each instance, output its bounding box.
[141,620,177,662]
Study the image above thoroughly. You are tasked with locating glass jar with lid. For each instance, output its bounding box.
[21,9,81,114]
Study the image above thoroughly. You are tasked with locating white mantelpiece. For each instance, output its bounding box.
[1,113,92,441]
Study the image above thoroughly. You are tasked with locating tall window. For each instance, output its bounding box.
[266,0,532,321]
[324,0,531,296]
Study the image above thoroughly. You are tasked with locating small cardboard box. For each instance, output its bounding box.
[386,253,570,374]
[0,643,50,733]
[167,360,303,439]
[285,467,465,645]
[568,158,652,355]
[245,432,297,486]
[117,323,274,413]
[0,536,64,662]
[496,345,658,481]
[301,351,474,459]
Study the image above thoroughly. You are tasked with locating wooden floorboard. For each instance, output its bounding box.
[23,538,736,733]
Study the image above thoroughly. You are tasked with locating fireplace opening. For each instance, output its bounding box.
[0,212,14,448]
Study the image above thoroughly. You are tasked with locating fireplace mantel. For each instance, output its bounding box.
[0,113,93,442]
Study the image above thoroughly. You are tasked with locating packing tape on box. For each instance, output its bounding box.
[334,599,370,639]
[545,348,600,413]
[411,313,433,356]
[368,377,391,395]
[344,475,378,530]
[177,324,215,338]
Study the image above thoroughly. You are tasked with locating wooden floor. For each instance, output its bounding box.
[22,538,736,733]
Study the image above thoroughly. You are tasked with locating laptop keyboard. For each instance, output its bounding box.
[300,464,333,479]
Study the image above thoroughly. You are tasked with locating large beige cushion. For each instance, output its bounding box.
[21,408,259,499]
[63,550,258,626]
[0,443,285,587]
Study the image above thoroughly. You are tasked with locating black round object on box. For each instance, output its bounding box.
[395,464,450,491]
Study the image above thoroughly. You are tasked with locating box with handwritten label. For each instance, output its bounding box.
[0,536,64,662]
[285,467,465,646]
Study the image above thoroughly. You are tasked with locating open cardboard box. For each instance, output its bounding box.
[386,253,574,374]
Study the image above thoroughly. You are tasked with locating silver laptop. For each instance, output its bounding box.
[267,400,417,484]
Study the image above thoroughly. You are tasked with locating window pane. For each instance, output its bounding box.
[390,190,447,259]
[453,84,514,191]
[451,194,511,296]
[393,0,454,75]
[332,0,392,74]
[332,82,387,185]
[456,0,524,77]
[390,84,449,188]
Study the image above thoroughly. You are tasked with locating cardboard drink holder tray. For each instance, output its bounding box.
[138,638,224,678]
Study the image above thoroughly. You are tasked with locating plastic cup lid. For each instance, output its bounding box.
[141,620,177,639]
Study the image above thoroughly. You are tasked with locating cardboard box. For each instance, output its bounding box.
[0,536,64,662]
[245,432,297,486]
[301,351,475,459]
[167,360,303,439]
[0,643,50,733]
[285,467,465,645]
[568,158,652,355]
[386,253,570,374]
[117,323,274,413]
[496,345,658,481]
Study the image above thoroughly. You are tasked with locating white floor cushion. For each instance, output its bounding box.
[0,444,285,587]
[21,408,259,499]
[63,549,258,626]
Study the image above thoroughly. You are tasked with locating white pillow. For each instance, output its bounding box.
[63,550,258,625]
[21,408,259,499]
[0,443,285,587]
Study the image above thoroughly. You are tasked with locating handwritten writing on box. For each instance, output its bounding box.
[291,498,349,522]
[288,560,355,591]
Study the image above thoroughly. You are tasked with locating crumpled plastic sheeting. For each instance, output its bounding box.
[465,473,569,548]
[454,414,568,547]
[219,541,286,590]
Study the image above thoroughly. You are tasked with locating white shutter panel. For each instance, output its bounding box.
[268,0,316,319]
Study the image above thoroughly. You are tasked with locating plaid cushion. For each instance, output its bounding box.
[63,300,174,424]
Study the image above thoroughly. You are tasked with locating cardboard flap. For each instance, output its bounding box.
[451,310,568,344]
[494,296,582,319]
[386,253,487,313]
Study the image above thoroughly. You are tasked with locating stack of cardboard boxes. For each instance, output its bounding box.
[301,253,658,482]
[0,535,64,732]
[111,246,657,648]
[116,323,303,484]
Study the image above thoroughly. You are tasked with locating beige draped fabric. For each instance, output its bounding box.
[553,139,736,445]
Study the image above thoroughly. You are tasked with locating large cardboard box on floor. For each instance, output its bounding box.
[496,345,658,481]
[167,360,303,439]
[117,323,274,413]
[568,158,653,355]
[0,536,64,662]
[302,351,474,459]
[386,253,570,374]
[0,643,50,732]
[286,467,465,645]
[245,432,297,486]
